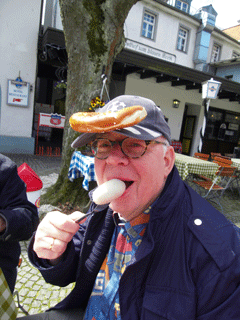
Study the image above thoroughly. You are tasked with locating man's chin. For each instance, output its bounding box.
[109,202,121,213]
[109,202,139,222]
[109,202,129,216]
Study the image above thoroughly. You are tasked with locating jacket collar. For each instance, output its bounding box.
[149,165,186,222]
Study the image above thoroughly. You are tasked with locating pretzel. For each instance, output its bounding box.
[69,105,147,133]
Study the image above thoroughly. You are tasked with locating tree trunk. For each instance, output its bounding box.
[42,0,139,208]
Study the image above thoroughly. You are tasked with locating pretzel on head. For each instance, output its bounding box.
[69,105,147,133]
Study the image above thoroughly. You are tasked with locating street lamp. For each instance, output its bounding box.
[198,78,222,152]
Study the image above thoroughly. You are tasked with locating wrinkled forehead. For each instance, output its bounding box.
[96,131,135,141]
[95,131,165,143]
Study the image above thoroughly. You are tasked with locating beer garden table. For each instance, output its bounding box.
[174,153,219,181]
[68,151,96,190]
[231,158,240,171]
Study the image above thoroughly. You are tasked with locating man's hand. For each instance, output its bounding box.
[33,211,85,262]
[0,216,6,233]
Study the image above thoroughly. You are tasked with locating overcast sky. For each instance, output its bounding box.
[191,0,240,30]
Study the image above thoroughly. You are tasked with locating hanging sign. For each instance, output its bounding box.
[39,113,65,129]
[7,77,30,107]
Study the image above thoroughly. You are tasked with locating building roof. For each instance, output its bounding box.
[210,56,240,67]
[223,25,240,41]
[200,4,218,17]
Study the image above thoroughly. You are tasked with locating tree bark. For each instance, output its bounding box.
[42,0,139,208]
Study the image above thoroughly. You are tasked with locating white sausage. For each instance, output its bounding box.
[92,179,126,205]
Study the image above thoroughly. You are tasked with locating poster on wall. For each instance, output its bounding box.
[7,78,30,107]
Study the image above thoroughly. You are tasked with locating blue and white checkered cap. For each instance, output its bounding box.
[71,95,171,148]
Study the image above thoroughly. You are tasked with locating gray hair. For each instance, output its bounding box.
[157,136,170,156]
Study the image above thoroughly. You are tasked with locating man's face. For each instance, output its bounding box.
[94,132,175,221]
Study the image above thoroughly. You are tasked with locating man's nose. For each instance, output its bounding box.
[106,143,129,165]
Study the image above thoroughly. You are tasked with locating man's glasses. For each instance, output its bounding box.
[90,137,167,159]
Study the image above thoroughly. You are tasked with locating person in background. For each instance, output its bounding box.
[20,96,240,319]
[0,153,39,293]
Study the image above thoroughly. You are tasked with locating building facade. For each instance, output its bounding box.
[1,0,240,156]
[0,0,42,153]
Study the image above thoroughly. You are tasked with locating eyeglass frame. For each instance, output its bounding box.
[90,137,168,159]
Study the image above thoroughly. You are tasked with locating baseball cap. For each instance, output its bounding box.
[71,95,171,148]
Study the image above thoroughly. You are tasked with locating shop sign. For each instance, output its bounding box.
[7,78,30,107]
[229,123,239,131]
[125,39,176,63]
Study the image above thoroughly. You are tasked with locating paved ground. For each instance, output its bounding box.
[5,153,63,177]
[2,153,240,317]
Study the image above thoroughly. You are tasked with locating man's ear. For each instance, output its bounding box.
[164,146,175,178]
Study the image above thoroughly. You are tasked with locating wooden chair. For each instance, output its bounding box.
[213,157,238,191]
[194,152,210,161]
[210,153,221,161]
[192,153,211,181]
[210,153,231,163]
[213,156,232,167]
[192,165,237,212]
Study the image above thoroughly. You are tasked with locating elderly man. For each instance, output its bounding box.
[21,95,240,320]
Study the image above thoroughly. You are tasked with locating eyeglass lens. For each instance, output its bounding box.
[91,138,148,159]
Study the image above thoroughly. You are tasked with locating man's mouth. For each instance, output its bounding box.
[123,181,134,189]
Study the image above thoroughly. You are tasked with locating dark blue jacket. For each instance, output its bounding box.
[29,166,240,319]
[0,154,39,292]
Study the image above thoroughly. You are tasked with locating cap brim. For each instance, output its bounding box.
[71,133,97,148]
[71,125,163,149]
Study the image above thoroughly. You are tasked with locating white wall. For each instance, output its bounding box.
[125,0,200,68]
[208,30,240,62]
[53,0,63,29]
[0,0,41,138]
[125,73,202,141]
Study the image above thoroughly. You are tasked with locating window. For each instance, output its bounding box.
[177,27,188,52]
[175,0,188,12]
[142,11,156,39]
[211,44,221,62]
[232,51,240,58]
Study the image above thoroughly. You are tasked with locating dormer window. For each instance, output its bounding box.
[175,0,188,13]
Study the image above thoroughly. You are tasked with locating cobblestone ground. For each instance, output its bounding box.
[187,179,240,228]
[2,154,75,317]
[15,241,74,317]
[14,170,72,317]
